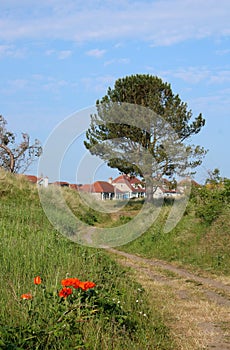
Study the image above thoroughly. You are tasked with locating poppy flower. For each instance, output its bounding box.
[61,278,80,289]
[58,287,73,298]
[20,293,32,300]
[79,281,96,291]
[34,276,42,285]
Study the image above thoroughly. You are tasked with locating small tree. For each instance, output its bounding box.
[0,115,42,173]
[205,168,223,188]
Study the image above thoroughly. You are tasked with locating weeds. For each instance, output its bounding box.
[0,171,173,349]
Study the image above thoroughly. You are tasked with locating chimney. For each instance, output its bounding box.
[108,177,113,184]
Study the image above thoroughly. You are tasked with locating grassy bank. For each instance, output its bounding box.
[119,197,230,276]
[0,171,173,349]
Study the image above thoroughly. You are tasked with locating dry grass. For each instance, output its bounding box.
[112,254,230,350]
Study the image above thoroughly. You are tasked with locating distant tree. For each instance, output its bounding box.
[205,168,222,186]
[84,74,207,200]
[0,115,42,173]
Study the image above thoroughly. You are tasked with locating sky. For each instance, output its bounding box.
[1,0,230,185]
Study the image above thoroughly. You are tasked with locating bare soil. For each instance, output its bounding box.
[106,248,230,350]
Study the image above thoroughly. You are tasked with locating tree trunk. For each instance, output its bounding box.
[145,176,153,203]
[0,144,15,172]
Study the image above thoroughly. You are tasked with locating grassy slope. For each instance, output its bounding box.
[119,202,230,276]
[0,171,173,350]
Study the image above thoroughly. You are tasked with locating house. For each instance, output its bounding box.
[24,174,49,188]
[161,188,182,198]
[152,186,164,199]
[37,176,49,188]
[111,175,145,200]
[24,174,38,184]
[52,181,70,187]
[79,181,114,200]
[69,184,78,190]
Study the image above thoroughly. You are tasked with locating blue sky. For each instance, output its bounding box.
[1,0,230,184]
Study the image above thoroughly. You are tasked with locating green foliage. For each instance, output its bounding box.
[119,187,230,275]
[0,171,173,350]
[205,168,222,185]
[85,74,207,180]
[193,181,230,225]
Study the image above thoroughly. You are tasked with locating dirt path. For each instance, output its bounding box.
[106,248,230,350]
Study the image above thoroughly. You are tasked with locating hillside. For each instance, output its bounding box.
[0,170,173,350]
[119,188,230,276]
[0,170,229,349]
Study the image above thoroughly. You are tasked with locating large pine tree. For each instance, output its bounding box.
[84,74,207,199]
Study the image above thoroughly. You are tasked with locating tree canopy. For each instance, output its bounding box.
[84,74,207,186]
[0,115,42,173]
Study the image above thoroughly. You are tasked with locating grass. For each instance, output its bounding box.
[119,199,230,276]
[0,171,173,349]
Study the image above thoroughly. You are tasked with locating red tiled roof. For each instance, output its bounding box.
[112,175,134,191]
[24,175,38,183]
[78,184,91,192]
[92,181,114,193]
[112,174,130,183]
[79,181,114,193]
[69,184,78,190]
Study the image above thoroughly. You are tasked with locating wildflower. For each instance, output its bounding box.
[61,278,80,289]
[21,293,32,300]
[34,276,42,285]
[78,281,96,291]
[59,287,73,298]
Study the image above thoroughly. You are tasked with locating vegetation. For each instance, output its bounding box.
[0,170,173,349]
[85,74,207,200]
[1,169,229,349]
[120,181,230,275]
[0,115,42,173]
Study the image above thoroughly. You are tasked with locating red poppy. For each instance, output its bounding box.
[78,281,96,291]
[20,293,32,300]
[61,278,80,289]
[34,276,42,285]
[58,287,73,298]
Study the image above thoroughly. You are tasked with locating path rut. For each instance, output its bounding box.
[106,248,230,350]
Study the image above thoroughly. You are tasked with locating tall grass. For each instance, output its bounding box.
[0,171,173,349]
[120,199,230,275]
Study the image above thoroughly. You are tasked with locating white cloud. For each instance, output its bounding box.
[191,91,230,114]
[45,49,55,56]
[159,66,230,85]
[165,67,211,84]
[0,0,230,46]
[104,57,130,66]
[86,49,106,58]
[215,49,230,56]
[44,49,72,59]
[43,78,68,93]
[9,79,28,89]
[58,50,72,60]
[1,75,72,96]
[208,70,230,84]
[81,75,115,92]
[0,45,26,58]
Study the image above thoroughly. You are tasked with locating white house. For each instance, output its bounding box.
[111,175,145,200]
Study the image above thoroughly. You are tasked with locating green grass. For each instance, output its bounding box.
[119,201,230,275]
[0,171,173,350]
